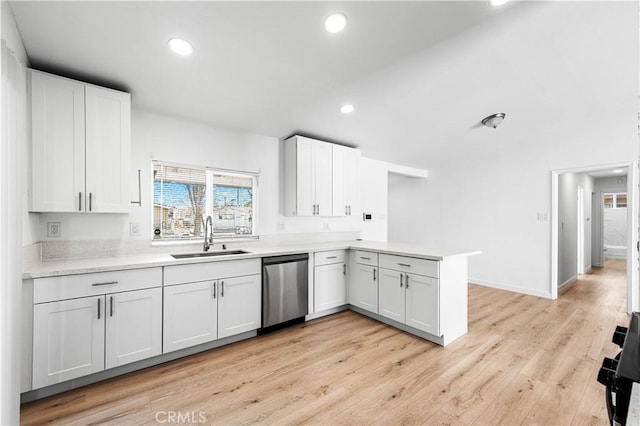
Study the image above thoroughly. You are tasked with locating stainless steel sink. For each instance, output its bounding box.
[171,250,250,259]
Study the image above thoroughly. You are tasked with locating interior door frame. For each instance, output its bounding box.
[576,185,585,275]
[551,161,638,314]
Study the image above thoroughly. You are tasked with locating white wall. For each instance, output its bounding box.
[386,131,637,299]
[557,172,594,287]
[359,157,388,242]
[33,109,365,243]
[388,172,432,244]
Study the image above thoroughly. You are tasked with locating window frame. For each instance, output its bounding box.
[603,192,627,209]
[152,160,259,242]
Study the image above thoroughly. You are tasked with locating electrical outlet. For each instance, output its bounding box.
[130,222,141,236]
[47,222,61,238]
[277,222,285,232]
[323,222,330,230]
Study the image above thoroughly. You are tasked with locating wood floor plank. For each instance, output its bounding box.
[21,259,629,425]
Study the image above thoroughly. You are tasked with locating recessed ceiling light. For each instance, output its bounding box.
[490,0,509,6]
[168,38,194,56]
[340,104,355,114]
[325,13,347,33]
[613,169,624,174]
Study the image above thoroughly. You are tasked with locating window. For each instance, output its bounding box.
[603,192,627,209]
[153,162,257,240]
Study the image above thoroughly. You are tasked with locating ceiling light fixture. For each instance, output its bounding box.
[340,104,355,114]
[168,38,194,56]
[613,169,624,174]
[481,113,506,129]
[325,13,348,33]
[490,0,509,6]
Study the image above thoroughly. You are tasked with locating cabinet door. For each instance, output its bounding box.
[313,140,333,216]
[332,145,347,216]
[332,145,360,217]
[405,274,440,335]
[348,264,378,313]
[85,85,131,213]
[295,137,315,216]
[314,262,346,311]
[33,296,105,389]
[218,274,261,339]
[163,281,218,353]
[344,148,360,216]
[378,269,405,323]
[105,287,162,369]
[30,71,85,212]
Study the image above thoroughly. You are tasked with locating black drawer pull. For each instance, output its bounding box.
[91,281,118,287]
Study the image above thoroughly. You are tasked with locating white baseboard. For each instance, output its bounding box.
[558,275,577,290]
[468,277,552,299]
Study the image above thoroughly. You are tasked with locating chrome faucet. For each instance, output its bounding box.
[203,215,213,251]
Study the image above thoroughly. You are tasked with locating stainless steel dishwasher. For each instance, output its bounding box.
[260,253,308,333]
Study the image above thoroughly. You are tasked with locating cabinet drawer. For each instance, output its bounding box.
[354,250,378,266]
[314,250,346,266]
[164,258,261,286]
[34,267,162,304]
[379,254,439,278]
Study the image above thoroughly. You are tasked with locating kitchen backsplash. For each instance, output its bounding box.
[29,231,361,262]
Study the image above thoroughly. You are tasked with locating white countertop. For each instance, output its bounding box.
[23,240,481,279]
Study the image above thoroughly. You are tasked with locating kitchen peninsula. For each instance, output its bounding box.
[21,238,479,401]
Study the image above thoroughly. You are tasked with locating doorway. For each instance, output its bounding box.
[551,162,639,313]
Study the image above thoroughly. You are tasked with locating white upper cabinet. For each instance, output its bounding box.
[285,135,333,216]
[332,144,360,217]
[29,70,131,213]
[85,85,131,213]
[30,71,85,212]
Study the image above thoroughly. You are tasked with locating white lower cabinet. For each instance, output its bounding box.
[163,259,261,353]
[405,274,439,335]
[348,259,378,313]
[314,263,346,311]
[314,250,347,312]
[163,281,218,353]
[217,274,261,339]
[33,295,105,389]
[378,269,404,322]
[105,287,162,369]
[377,254,440,335]
[31,268,163,389]
[32,286,162,389]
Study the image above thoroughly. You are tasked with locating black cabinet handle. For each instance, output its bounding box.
[97,298,101,319]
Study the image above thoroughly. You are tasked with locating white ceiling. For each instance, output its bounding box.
[9,1,637,169]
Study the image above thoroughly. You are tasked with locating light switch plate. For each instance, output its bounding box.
[47,222,61,238]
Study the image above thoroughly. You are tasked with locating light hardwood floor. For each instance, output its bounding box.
[21,260,630,425]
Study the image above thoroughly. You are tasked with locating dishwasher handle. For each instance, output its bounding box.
[262,253,309,266]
